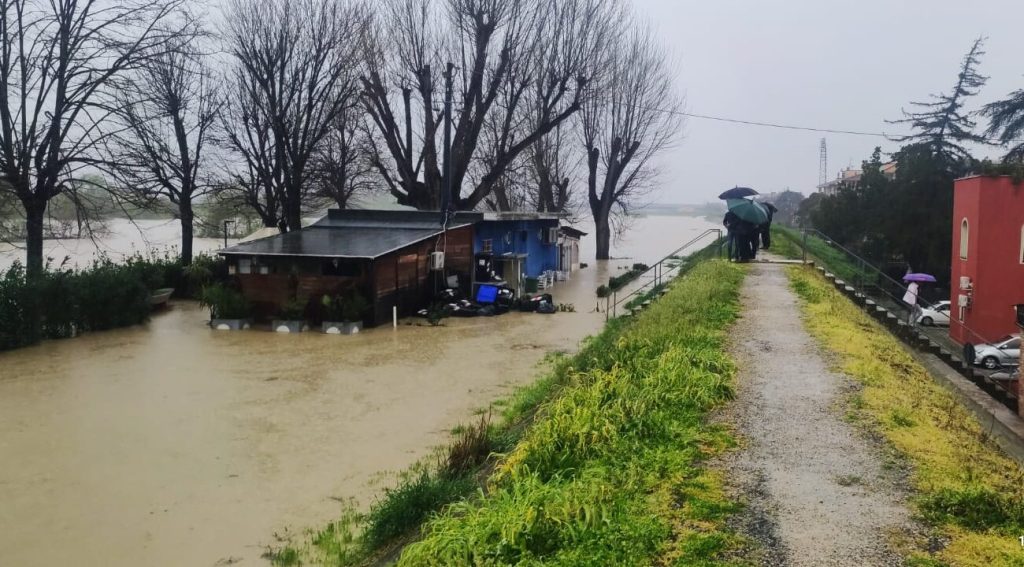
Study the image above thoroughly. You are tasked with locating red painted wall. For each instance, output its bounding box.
[949,176,1024,344]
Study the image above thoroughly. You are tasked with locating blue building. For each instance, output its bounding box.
[473,212,561,291]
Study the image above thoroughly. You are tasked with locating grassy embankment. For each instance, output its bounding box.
[273,258,747,566]
[770,225,873,286]
[788,266,1024,567]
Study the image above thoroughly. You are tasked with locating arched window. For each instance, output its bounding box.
[1020,224,1024,264]
[959,219,969,260]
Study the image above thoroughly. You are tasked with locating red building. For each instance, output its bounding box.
[949,175,1024,344]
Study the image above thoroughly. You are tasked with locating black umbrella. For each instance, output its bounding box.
[763,202,778,213]
[719,186,758,200]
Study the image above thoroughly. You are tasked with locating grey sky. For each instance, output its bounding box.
[633,0,1024,203]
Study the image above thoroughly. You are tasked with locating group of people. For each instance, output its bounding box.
[723,210,773,262]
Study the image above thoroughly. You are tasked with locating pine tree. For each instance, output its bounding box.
[981,83,1024,162]
[889,37,988,169]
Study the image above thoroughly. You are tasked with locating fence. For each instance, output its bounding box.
[605,229,723,320]
[779,226,1019,410]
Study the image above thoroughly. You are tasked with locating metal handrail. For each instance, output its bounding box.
[799,229,911,298]
[791,227,1017,401]
[606,228,723,320]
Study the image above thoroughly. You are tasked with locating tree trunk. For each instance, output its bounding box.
[179,201,194,265]
[284,194,302,233]
[594,212,611,260]
[24,200,46,278]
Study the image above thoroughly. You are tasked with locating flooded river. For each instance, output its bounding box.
[0,213,717,566]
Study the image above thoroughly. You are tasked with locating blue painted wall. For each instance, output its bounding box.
[473,219,560,278]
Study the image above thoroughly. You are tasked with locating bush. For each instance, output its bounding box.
[277,298,307,321]
[322,291,369,322]
[200,284,251,320]
[0,253,233,352]
[0,263,37,350]
[74,257,152,331]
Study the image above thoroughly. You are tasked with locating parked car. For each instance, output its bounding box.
[973,335,1021,370]
[917,300,951,326]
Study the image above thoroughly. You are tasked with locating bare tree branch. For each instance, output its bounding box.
[219,0,367,231]
[0,0,188,275]
[582,19,681,259]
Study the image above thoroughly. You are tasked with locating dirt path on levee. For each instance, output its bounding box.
[719,259,912,566]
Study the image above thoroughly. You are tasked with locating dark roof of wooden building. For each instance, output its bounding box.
[219,210,483,260]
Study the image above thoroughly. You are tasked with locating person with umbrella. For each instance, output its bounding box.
[903,272,937,324]
[719,187,768,262]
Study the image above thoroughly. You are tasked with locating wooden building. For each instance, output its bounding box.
[219,210,481,326]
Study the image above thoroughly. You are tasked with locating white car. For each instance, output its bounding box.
[917,300,951,327]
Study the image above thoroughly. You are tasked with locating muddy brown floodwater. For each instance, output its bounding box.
[0,214,717,566]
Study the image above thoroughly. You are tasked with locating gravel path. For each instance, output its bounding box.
[722,260,911,566]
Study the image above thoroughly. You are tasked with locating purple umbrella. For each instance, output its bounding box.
[903,273,937,283]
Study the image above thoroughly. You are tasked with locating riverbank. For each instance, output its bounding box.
[323,259,746,565]
[788,266,1024,566]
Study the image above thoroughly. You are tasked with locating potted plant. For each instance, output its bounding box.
[321,291,368,334]
[272,298,308,333]
[200,284,251,330]
[340,292,369,334]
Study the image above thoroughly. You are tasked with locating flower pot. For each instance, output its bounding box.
[211,318,251,331]
[272,320,308,333]
[322,321,362,335]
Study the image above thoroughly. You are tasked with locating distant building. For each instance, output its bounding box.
[949,175,1024,345]
[817,162,896,196]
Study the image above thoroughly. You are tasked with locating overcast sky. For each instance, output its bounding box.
[632,0,1024,204]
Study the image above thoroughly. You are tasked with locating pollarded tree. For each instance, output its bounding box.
[582,23,681,260]
[0,0,186,276]
[889,37,987,171]
[108,32,219,265]
[981,82,1024,162]
[311,111,376,210]
[361,0,616,211]
[221,0,367,232]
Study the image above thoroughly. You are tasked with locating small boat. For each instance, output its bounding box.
[150,288,175,307]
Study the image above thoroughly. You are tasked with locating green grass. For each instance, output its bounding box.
[788,266,1024,567]
[773,225,875,286]
[397,260,748,565]
[767,226,801,260]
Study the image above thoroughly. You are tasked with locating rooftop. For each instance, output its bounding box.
[219,210,483,259]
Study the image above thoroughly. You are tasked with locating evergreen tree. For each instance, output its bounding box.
[889,37,987,170]
[981,82,1024,162]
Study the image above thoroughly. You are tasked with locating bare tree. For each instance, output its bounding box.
[107,32,218,265]
[311,111,376,209]
[582,23,681,260]
[221,0,366,232]
[530,126,575,213]
[0,0,186,276]
[361,0,614,211]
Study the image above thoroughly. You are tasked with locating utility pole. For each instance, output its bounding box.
[440,62,455,224]
[818,138,827,191]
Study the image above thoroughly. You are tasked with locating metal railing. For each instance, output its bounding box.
[786,227,1019,405]
[605,228,723,320]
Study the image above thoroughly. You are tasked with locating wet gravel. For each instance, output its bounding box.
[718,261,913,566]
